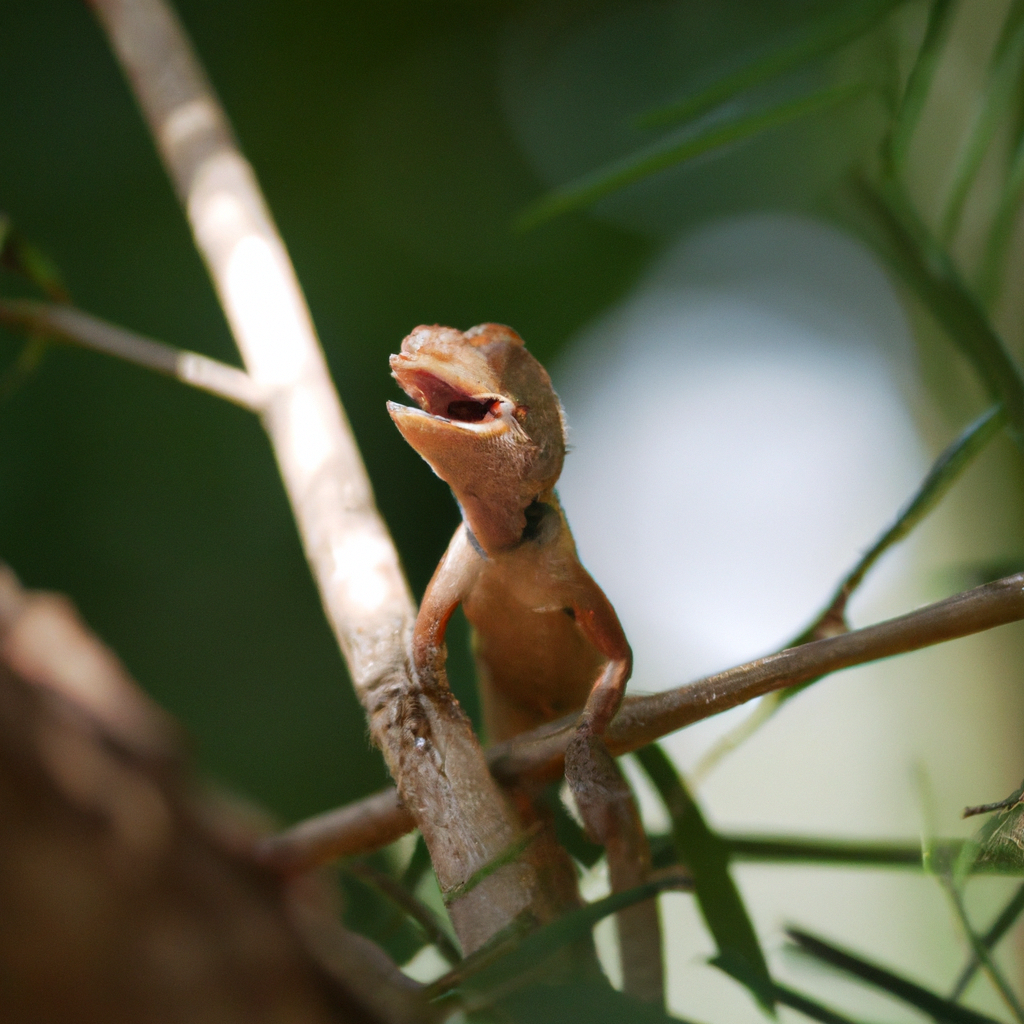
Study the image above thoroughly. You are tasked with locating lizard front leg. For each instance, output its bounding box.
[413,526,599,938]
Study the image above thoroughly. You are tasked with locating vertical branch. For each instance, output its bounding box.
[87,0,543,953]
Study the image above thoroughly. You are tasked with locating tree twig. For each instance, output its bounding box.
[88,0,547,953]
[0,298,266,410]
[689,401,1006,783]
[264,572,1024,867]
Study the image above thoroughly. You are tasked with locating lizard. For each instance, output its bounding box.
[387,322,663,1001]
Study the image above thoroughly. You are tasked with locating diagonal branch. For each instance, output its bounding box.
[87,0,548,954]
[0,298,266,410]
[262,572,1024,868]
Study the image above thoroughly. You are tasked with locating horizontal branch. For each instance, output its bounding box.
[495,571,1024,781]
[258,788,411,870]
[0,299,266,410]
[263,572,1024,869]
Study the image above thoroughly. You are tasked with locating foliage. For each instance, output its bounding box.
[4,1,1024,1022]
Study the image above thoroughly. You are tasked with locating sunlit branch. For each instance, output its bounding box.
[0,299,265,410]
[265,572,1024,868]
[89,0,549,953]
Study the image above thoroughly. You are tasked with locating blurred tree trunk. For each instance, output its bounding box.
[0,565,424,1024]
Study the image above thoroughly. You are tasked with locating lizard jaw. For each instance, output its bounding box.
[388,364,521,434]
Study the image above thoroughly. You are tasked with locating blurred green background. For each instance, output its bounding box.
[0,0,953,824]
[0,0,659,820]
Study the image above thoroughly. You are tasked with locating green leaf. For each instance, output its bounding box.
[787,928,1002,1023]
[401,833,433,891]
[940,0,1024,241]
[339,862,431,966]
[952,881,1024,998]
[639,0,907,131]
[940,878,1024,1023]
[516,82,868,230]
[725,834,924,867]
[978,124,1024,302]
[851,176,1024,453]
[430,877,681,1003]
[887,0,959,170]
[344,859,461,965]
[773,982,871,1024]
[634,744,775,1013]
[690,402,1006,780]
[799,402,1006,643]
[0,335,48,404]
[0,223,69,302]
[497,978,705,1024]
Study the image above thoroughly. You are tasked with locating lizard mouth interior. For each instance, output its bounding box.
[397,369,502,424]
[445,398,501,422]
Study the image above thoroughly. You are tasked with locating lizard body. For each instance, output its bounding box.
[387,323,628,747]
[389,323,662,1001]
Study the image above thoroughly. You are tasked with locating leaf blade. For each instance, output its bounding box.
[940,0,1024,240]
[635,744,775,1012]
[887,0,959,170]
[852,176,1024,452]
[787,928,1002,1024]
[639,0,907,131]
[516,82,868,230]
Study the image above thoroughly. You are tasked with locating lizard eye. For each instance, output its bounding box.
[447,398,500,422]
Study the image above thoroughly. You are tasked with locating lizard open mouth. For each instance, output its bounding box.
[393,368,503,425]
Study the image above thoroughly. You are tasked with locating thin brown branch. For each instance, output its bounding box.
[88,0,547,953]
[497,571,1024,782]
[267,573,1024,867]
[258,789,415,872]
[0,299,266,410]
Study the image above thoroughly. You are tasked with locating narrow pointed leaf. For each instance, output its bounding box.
[795,402,1007,645]
[952,881,1024,998]
[888,0,958,170]
[544,784,604,868]
[635,744,774,1012]
[638,0,907,130]
[787,928,1002,1023]
[773,982,872,1024]
[725,834,924,867]
[941,878,1024,1023]
[979,120,1024,300]
[692,402,1005,781]
[344,860,461,965]
[498,979,705,1024]
[517,83,867,230]
[852,176,1024,452]
[401,833,433,891]
[339,864,431,966]
[430,876,682,1000]
[941,0,1024,240]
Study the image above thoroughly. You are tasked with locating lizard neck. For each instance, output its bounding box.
[458,485,558,556]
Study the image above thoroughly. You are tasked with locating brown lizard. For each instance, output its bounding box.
[388,323,663,1001]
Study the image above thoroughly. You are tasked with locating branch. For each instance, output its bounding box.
[265,572,1024,867]
[0,298,266,410]
[88,0,547,953]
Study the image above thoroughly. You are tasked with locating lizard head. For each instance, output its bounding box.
[388,323,567,551]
